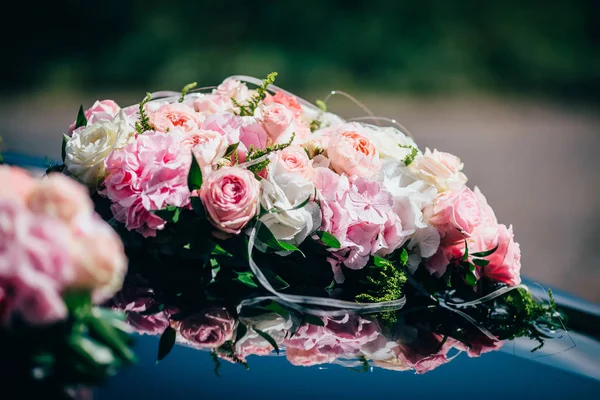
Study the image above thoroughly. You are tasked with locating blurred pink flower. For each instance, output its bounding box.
[0,166,35,204]
[26,173,93,224]
[0,200,74,326]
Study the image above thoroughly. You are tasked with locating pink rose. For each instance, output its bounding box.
[264,91,304,118]
[68,100,119,134]
[150,103,201,133]
[179,308,235,349]
[199,167,260,234]
[213,78,252,104]
[410,148,468,192]
[202,113,268,163]
[274,146,313,178]
[0,200,74,326]
[327,130,381,177]
[258,103,296,144]
[26,173,93,224]
[180,129,228,177]
[0,166,35,204]
[425,186,482,244]
[103,132,192,237]
[192,94,231,117]
[285,347,337,367]
[476,224,522,286]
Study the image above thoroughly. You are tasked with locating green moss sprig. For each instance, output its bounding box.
[135,92,153,134]
[245,132,296,174]
[179,82,197,103]
[232,72,278,116]
[398,144,418,166]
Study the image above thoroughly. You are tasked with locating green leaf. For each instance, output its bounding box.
[262,269,290,291]
[157,326,176,363]
[211,243,232,257]
[462,239,469,262]
[315,99,327,112]
[373,256,393,267]
[61,134,69,162]
[234,271,258,288]
[263,301,291,317]
[190,196,205,216]
[471,244,499,258]
[254,328,279,355]
[302,314,325,327]
[257,223,304,255]
[465,271,478,287]
[399,248,409,266]
[266,196,311,214]
[69,335,115,366]
[75,105,87,129]
[225,142,240,157]
[235,323,247,343]
[63,290,92,317]
[473,258,490,267]
[87,313,137,363]
[315,230,341,249]
[187,155,203,192]
[153,206,181,224]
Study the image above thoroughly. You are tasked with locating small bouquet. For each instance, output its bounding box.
[0,166,134,398]
[49,73,562,355]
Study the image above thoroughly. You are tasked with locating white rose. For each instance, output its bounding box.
[259,162,321,246]
[236,312,293,357]
[65,110,135,188]
[368,125,420,162]
[408,148,468,192]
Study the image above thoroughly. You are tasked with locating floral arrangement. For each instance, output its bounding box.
[47,73,563,363]
[0,165,134,397]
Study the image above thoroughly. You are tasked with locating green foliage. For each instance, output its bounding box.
[246,132,296,174]
[233,72,278,116]
[157,326,176,362]
[398,145,418,166]
[254,328,280,354]
[134,93,152,134]
[216,341,248,369]
[314,230,341,249]
[75,105,87,129]
[179,82,197,102]
[187,155,202,191]
[355,257,407,312]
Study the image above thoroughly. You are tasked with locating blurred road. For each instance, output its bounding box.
[2,92,599,302]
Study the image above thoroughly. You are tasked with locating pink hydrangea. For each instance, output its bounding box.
[103,132,192,237]
[313,169,407,281]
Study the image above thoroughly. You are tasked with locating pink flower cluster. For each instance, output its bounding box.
[66,76,521,287]
[0,166,127,326]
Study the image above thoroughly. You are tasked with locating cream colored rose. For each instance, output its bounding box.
[409,148,467,192]
[65,110,134,188]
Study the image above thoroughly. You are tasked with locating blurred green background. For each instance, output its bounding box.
[2,1,600,302]
[3,0,599,101]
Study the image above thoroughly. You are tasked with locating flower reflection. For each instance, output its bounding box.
[112,281,505,374]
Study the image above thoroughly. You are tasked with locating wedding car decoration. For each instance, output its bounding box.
[48,73,564,363]
[0,165,135,397]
